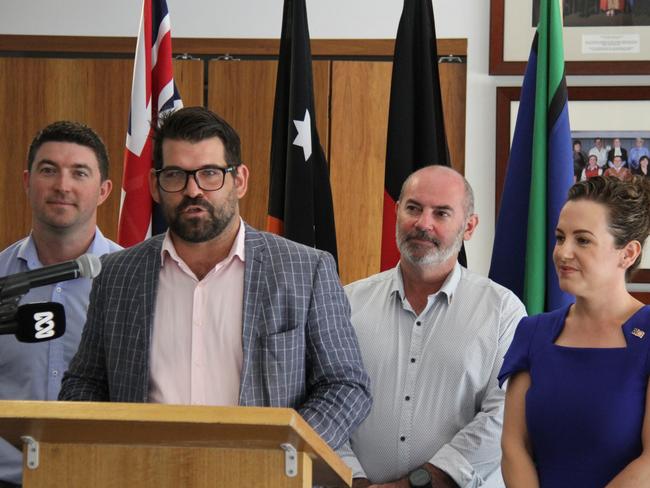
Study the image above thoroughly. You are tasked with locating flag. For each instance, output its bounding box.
[380,0,464,271]
[266,0,338,263]
[489,0,573,314]
[118,0,182,247]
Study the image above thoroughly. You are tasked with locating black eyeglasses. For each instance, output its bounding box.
[154,166,237,192]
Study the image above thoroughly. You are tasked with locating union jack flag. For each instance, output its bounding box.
[118,0,182,247]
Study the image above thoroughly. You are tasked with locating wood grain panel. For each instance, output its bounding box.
[174,59,204,108]
[439,62,467,174]
[330,60,467,284]
[207,60,330,232]
[0,53,466,290]
[0,58,203,250]
[0,58,132,249]
[330,61,392,285]
[0,35,467,58]
[1,402,350,487]
[24,444,312,488]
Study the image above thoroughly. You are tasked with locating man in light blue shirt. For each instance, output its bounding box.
[629,137,650,171]
[0,121,121,486]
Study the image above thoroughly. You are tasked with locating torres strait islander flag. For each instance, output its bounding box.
[118,0,182,247]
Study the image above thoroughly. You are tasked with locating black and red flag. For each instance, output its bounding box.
[266,0,338,264]
[380,0,465,270]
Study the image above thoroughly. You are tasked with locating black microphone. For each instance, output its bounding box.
[0,253,102,301]
[0,302,66,343]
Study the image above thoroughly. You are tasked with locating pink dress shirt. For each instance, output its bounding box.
[148,221,245,405]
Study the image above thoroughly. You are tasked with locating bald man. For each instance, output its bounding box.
[339,166,526,488]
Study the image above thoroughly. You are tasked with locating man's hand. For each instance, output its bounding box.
[352,463,459,488]
[352,478,409,488]
[352,479,372,488]
[423,463,460,488]
[374,481,410,488]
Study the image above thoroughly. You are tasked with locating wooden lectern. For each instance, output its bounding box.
[0,401,352,487]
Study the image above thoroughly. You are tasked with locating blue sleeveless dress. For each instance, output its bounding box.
[498,305,650,487]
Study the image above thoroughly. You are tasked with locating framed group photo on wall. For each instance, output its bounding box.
[495,85,650,282]
[490,0,650,74]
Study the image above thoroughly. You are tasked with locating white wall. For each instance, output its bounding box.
[1,0,645,275]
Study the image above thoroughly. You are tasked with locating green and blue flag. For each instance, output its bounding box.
[489,0,573,314]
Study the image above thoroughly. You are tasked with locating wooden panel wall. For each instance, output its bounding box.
[0,58,203,249]
[0,58,132,248]
[330,61,467,284]
[0,39,466,286]
[330,62,392,285]
[206,59,466,285]
[440,62,467,171]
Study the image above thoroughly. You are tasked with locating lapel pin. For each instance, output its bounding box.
[632,328,645,339]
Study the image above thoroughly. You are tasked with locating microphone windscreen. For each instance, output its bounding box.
[75,254,102,279]
[14,302,66,343]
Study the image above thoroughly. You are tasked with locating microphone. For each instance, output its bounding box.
[0,253,101,301]
[0,302,66,343]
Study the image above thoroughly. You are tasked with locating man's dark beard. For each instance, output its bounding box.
[167,195,235,243]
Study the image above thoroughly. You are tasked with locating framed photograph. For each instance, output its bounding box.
[495,85,650,282]
[490,0,650,74]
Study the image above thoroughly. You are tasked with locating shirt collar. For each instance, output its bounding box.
[17,228,109,271]
[160,217,246,269]
[86,228,112,256]
[391,261,462,305]
[16,234,41,270]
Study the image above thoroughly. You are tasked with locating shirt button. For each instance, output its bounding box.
[405,396,410,401]
[416,321,421,326]
[55,287,62,293]
[410,358,416,363]
[52,370,58,376]
[400,436,406,442]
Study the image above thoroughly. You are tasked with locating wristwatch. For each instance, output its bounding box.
[408,467,432,488]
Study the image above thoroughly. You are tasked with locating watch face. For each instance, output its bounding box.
[408,468,431,487]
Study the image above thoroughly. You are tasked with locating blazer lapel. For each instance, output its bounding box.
[239,224,266,405]
[136,236,163,402]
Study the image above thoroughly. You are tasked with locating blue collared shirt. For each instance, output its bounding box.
[629,146,650,170]
[0,229,121,483]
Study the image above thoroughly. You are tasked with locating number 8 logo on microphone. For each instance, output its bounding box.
[33,311,55,339]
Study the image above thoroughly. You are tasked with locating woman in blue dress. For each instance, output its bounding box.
[499,175,650,487]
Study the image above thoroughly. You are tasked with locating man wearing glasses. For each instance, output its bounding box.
[59,107,372,451]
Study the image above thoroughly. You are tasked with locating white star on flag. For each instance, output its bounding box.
[293,109,312,162]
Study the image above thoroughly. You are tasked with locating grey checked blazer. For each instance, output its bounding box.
[60,224,371,449]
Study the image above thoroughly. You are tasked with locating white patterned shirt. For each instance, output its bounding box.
[338,263,526,487]
[589,146,608,168]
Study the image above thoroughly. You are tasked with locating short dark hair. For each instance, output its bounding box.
[152,107,242,170]
[568,176,650,278]
[27,121,110,181]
